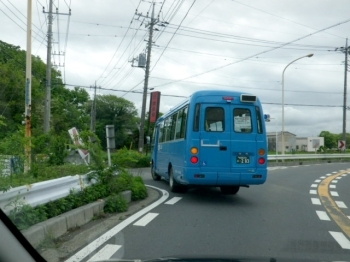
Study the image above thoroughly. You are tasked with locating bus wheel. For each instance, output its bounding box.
[169,168,187,193]
[220,186,240,195]
[151,164,161,181]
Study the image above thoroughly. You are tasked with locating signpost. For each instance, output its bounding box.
[338,140,346,151]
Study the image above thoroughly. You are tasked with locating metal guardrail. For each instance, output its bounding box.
[268,153,350,161]
[0,171,95,215]
[1,154,349,214]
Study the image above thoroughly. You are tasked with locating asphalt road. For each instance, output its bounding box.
[67,163,350,262]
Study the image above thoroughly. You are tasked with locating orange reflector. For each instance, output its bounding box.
[190,156,199,164]
[258,157,265,165]
[258,149,265,155]
[191,147,198,154]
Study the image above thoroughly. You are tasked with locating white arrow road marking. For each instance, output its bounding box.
[133,212,159,226]
[165,197,182,205]
[329,231,350,249]
[316,211,331,221]
[87,244,122,262]
[65,185,169,262]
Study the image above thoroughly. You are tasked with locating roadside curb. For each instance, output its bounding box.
[21,189,153,249]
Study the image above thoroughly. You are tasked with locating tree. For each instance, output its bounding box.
[92,95,138,149]
[318,131,338,149]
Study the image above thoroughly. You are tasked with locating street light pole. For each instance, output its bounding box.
[282,53,314,155]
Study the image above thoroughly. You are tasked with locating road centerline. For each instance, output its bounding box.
[318,171,350,239]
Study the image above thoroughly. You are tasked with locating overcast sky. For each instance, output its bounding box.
[1,0,350,137]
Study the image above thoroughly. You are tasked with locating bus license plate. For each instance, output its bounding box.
[236,156,250,164]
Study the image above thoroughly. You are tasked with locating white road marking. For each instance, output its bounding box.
[332,172,338,174]
[329,185,336,189]
[320,176,326,179]
[330,191,339,197]
[164,197,182,205]
[342,174,348,177]
[311,184,318,188]
[335,201,347,209]
[311,198,321,205]
[309,190,317,195]
[65,185,169,262]
[336,177,342,180]
[348,216,350,220]
[326,173,332,176]
[87,244,121,262]
[133,212,159,226]
[329,231,350,249]
[314,179,321,183]
[331,180,338,184]
[316,211,331,221]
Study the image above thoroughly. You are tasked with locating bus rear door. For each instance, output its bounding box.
[199,104,231,185]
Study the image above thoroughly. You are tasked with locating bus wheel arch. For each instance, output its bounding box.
[169,165,187,193]
[151,161,161,181]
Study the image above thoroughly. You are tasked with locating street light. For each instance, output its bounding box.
[282,53,314,155]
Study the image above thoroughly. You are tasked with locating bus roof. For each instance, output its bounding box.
[156,89,260,122]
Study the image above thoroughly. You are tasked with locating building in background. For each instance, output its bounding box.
[295,137,325,152]
[267,132,323,153]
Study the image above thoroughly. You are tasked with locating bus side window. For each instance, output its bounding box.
[255,106,263,134]
[193,104,200,132]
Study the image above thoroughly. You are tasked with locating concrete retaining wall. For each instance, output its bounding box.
[21,190,131,248]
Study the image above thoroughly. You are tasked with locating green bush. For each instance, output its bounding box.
[131,176,148,200]
[104,194,128,213]
[112,147,151,168]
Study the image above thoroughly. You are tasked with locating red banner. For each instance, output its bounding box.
[149,91,161,123]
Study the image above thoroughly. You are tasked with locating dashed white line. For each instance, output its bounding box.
[320,176,326,179]
[335,201,348,209]
[342,174,348,177]
[329,185,336,189]
[336,177,342,180]
[314,179,321,183]
[330,191,339,197]
[348,216,350,220]
[311,184,318,188]
[316,211,331,221]
[326,173,332,176]
[133,212,159,226]
[309,190,317,195]
[311,198,321,205]
[329,231,350,249]
[332,172,338,174]
[164,197,182,205]
[331,180,338,184]
[87,245,121,262]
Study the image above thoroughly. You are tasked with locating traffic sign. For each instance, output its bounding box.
[338,140,346,150]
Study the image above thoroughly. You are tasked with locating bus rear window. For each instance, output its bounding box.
[205,107,224,132]
[234,108,252,133]
[193,104,200,132]
[255,106,263,134]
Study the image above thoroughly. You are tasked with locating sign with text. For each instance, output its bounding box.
[149,91,161,123]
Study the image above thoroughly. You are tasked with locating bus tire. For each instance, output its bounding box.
[151,164,161,181]
[220,186,240,195]
[169,167,187,193]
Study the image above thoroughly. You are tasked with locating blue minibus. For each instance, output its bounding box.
[151,90,268,194]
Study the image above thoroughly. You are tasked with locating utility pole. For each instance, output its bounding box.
[90,81,98,132]
[137,3,157,153]
[43,0,53,133]
[24,0,32,173]
[342,38,348,145]
[43,2,71,133]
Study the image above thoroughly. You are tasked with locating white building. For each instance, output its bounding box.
[267,132,324,153]
[295,137,325,152]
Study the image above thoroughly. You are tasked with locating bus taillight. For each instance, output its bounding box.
[258,157,265,165]
[190,156,199,164]
[191,147,198,154]
[258,148,265,155]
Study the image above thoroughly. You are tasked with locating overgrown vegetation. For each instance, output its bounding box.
[7,168,147,230]
[112,147,151,168]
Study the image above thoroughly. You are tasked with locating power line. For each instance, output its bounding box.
[150,17,350,89]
